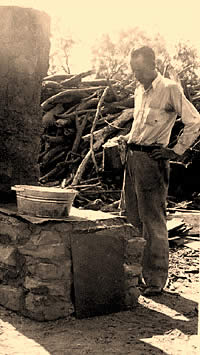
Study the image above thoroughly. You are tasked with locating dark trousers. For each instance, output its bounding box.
[120,149,170,288]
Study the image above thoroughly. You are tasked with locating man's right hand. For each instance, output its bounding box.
[114,135,129,144]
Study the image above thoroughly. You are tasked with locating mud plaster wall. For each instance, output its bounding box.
[0,6,50,193]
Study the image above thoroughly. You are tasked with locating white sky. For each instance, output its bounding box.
[1,0,200,72]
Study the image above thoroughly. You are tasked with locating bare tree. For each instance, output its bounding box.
[48,17,77,74]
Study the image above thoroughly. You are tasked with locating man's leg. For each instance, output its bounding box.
[135,152,169,289]
[124,151,169,290]
[120,150,142,233]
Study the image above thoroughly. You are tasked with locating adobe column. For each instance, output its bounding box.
[0,6,50,196]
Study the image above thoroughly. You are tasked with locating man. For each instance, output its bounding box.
[118,46,200,296]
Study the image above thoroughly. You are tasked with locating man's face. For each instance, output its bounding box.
[130,54,154,85]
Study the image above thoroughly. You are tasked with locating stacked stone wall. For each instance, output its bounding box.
[0,214,74,321]
[0,211,145,320]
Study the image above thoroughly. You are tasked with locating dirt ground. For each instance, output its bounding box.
[0,231,199,354]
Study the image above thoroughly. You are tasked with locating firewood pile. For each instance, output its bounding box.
[188,83,200,112]
[39,70,200,209]
[39,70,135,208]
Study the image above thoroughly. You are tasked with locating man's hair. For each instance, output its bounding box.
[130,46,156,67]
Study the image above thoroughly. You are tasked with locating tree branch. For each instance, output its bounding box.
[90,87,110,175]
[72,87,110,185]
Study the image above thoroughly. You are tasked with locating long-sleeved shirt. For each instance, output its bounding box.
[127,72,200,155]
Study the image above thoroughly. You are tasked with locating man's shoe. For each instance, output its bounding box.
[142,286,163,296]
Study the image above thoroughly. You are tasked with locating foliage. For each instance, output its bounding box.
[48,23,200,90]
[91,27,170,81]
[90,28,200,89]
[171,41,200,86]
[48,17,77,74]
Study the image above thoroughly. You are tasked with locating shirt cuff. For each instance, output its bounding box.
[172,144,186,156]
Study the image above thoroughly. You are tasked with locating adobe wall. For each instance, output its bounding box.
[0,6,50,195]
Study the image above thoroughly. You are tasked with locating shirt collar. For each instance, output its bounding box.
[151,72,162,90]
[140,71,162,93]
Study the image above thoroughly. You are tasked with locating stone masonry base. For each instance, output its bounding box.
[0,205,145,321]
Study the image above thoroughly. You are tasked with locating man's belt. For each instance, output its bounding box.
[128,143,159,153]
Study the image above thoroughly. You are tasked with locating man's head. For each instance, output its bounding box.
[130,46,156,87]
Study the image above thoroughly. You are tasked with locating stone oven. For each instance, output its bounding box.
[0,6,146,321]
[0,207,145,320]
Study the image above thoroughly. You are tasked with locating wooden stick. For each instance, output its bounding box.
[80,189,121,194]
[81,79,117,87]
[43,74,74,82]
[71,114,88,153]
[42,145,66,164]
[57,100,99,119]
[68,182,101,189]
[38,147,51,162]
[56,109,96,124]
[71,88,110,185]
[83,108,134,142]
[42,135,66,144]
[167,208,200,213]
[39,163,66,183]
[90,87,110,175]
[106,78,119,101]
[79,177,100,184]
[60,70,95,87]
[94,113,120,127]
[71,145,96,186]
[60,115,88,187]
[81,91,98,102]
[41,87,105,111]
[72,111,132,186]
[40,150,66,170]
[104,118,128,130]
[63,103,80,115]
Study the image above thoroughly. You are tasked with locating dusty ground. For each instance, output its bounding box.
[0,224,199,354]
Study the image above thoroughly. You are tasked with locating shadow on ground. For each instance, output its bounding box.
[0,289,198,355]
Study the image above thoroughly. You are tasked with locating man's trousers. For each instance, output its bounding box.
[120,149,170,289]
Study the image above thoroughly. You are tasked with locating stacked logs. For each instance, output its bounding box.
[39,71,200,209]
[39,71,135,208]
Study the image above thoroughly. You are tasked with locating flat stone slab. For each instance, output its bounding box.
[72,228,125,318]
[0,203,126,224]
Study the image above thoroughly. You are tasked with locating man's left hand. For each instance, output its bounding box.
[149,147,180,160]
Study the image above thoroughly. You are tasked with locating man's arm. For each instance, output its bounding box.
[150,84,200,161]
[149,147,180,160]
[170,84,200,155]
